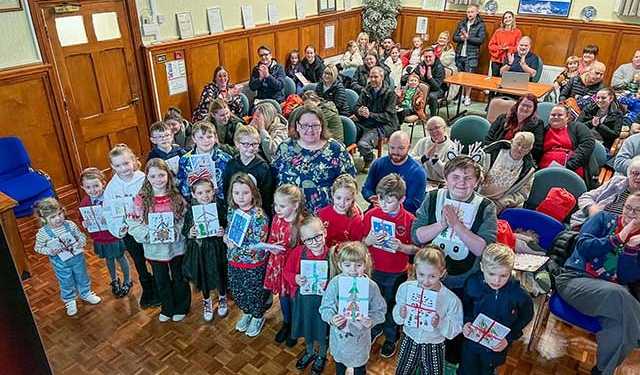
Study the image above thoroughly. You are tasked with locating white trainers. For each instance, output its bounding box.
[203,298,214,322]
[172,314,186,322]
[246,316,265,337]
[65,300,78,316]
[235,313,252,332]
[81,291,102,305]
[463,96,472,106]
[158,313,171,323]
[217,296,228,317]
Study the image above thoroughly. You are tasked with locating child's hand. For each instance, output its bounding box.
[189,225,198,238]
[223,234,236,249]
[81,219,91,228]
[295,274,307,286]
[215,227,224,237]
[462,322,473,336]
[332,314,347,329]
[431,312,440,328]
[119,225,128,237]
[360,316,373,328]
[492,338,509,352]
[364,230,385,246]
[387,237,401,251]
[399,305,407,319]
[268,241,285,254]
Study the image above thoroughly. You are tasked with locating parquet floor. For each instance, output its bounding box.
[22,249,640,375]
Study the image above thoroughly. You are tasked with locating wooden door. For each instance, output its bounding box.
[41,0,148,170]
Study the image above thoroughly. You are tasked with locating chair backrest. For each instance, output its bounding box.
[593,141,608,167]
[532,56,544,83]
[417,83,429,101]
[344,88,359,114]
[341,67,357,78]
[524,167,587,211]
[341,115,357,147]
[486,97,516,123]
[537,101,555,126]
[238,92,251,117]
[450,115,492,147]
[302,83,317,93]
[499,208,564,250]
[252,98,283,115]
[284,76,297,97]
[0,137,31,179]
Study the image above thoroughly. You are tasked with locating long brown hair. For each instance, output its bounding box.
[139,158,185,223]
[226,172,262,209]
[504,93,538,130]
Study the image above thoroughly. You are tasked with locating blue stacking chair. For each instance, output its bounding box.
[252,98,282,115]
[537,101,555,126]
[284,76,296,97]
[524,167,587,222]
[302,83,317,93]
[238,92,251,117]
[344,88,359,115]
[341,67,357,78]
[340,115,357,155]
[450,115,491,153]
[499,208,564,250]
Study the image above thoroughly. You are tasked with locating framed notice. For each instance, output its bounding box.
[295,0,305,19]
[176,11,195,39]
[207,6,224,34]
[318,0,336,14]
[0,0,22,13]
[422,0,446,11]
[267,4,279,25]
[241,5,256,29]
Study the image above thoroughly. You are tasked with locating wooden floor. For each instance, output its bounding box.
[22,249,640,375]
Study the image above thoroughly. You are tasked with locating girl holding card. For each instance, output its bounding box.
[182,178,228,322]
[79,167,131,298]
[223,172,270,337]
[127,158,190,323]
[392,245,463,375]
[319,241,386,375]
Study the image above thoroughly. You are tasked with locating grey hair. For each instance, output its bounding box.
[627,155,640,174]
[370,66,385,77]
[512,131,535,147]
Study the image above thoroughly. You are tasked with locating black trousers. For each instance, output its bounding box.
[150,257,191,316]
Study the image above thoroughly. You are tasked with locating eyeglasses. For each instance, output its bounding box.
[259,52,270,57]
[302,233,324,245]
[629,171,640,179]
[299,123,322,130]
[623,205,640,214]
[153,134,172,140]
[239,142,259,148]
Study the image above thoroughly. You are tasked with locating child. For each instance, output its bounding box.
[340,40,363,70]
[165,107,194,150]
[177,121,232,201]
[286,49,306,93]
[401,36,423,71]
[319,241,386,375]
[223,172,270,337]
[395,73,426,124]
[79,167,132,297]
[393,245,463,375]
[317,174,364,247]
[554,55,580,89]
[182,178,228,322]
[264,184,307,346]
[104,143,159,309]
[284,216,332,375]
[34,197,101,316]
[458,243,534,375]
[127,158,190,322]
[147,121,186,174]
[384,46,403,89]
[222,125,275,218]
[362,173,418,358]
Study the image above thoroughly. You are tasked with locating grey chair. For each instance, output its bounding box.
[524,167,587,222]
[450,115,491,152]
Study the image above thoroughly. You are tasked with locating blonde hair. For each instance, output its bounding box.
[226,172,262,209]
[565,55,580,66]
[329,241,373,278]
[139,158,185,222]
[108,143,141,172]
[34,197,65,226]
[330,174,359,218]
[481,243,515,272]
[233,124,260,144]
[413,245,446,279]
[274,184,307,248]
[253,102,278,131]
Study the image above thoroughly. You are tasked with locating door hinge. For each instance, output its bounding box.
[44,24,50,39]
[63,100,69,112]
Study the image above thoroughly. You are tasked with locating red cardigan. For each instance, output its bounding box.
[283,244,329,298]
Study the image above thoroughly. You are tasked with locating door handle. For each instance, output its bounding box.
[131,95,139,104]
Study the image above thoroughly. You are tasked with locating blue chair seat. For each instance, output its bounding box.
[0,172,55,218]
[548,293,602,333]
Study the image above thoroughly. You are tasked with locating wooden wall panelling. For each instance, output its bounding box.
[250,33,276,69]
[337,14,361,51]
[301,24,321,53]
[187,43,221,113]
[533,26,573,67]
[612,33,640,75]
[221,37,251,84]
[276,27,300,65]
[149,48,191,122]
[573,29,618,69]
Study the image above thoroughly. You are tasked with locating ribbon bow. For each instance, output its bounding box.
[187,168,213,186]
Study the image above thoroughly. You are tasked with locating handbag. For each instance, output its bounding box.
[535,187,576,222]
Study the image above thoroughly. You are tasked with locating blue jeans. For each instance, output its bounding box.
[372,270,407,342]
[49,254,91,303]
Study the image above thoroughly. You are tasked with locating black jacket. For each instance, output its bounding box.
[350,63,391,94]
[453,15,487,64]
[249,59,286,102]
[354,82,398,137]
[315,79,350,116]
[221,154,275,218]
[302,55,325,83]
[576,102,627,149]
[416,57,446,96]
[559,76,605,102]
[544,121,599,189]
[485,114,545,161]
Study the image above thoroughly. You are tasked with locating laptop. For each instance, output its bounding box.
[499,71,530,90]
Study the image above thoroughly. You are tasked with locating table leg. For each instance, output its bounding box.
[447,86,467,123]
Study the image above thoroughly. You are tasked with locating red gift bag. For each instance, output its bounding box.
[496,219,516,250]
[536,187,576,222]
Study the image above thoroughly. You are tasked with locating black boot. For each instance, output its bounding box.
[110,278,122,297]
[275,322,290,343]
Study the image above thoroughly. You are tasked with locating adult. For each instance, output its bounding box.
[248,102,288,163]
[539,104,598,188]
[614,133,640,174]
[559,62,606,102]
[480,132,536,214]
[361,131,426,214]
[499,36,539,80]
[314,64,350,116]
[611,50,640,90]
[350,51,391,94]
[570,156,640,228]
[432,30,459,101]
[209,99,245,156]
[301,45,325,83]
[555,192,640,375]
[416,47,446,117]
[410,116,456,187]
[453,4,487,106]
[249,45,286,103]
[488,11,522,77]
[378,37,395,62]
[576,87,626,149]
[577,44,600,74]
[485,93,544,161]
[271,105,356,214]
[192,66,244,122]
[353,67,398,171]
[301,91,343,144]
[357,32,374,56]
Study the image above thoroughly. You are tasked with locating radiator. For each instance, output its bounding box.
[538,65,565,85]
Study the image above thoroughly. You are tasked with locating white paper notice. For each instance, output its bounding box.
[295,0,305,19]
[267,4,279,25]
[207,7,224,34]
[324,24,335,49]
[176,11,195,39]
[344,0,352,11]
[166,60,188,95]
[416,17,428,34]
[241,6,256,29]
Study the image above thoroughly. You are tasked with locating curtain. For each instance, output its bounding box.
[615,0,640,16]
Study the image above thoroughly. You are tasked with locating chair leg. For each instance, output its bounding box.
[421,120,427,138]
[527,293,550,352]
[377,138,385,158]
[409,123,415,141]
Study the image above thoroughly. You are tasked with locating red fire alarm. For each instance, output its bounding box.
[174,51,183,60]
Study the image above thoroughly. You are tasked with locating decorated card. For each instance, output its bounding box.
[300,260,328,295]
[79,205,108,233]
[371,216,396,252]
[104,197,134,235]
[464,313,511,349]
[433,198,477,260]
[338,276,369,321]
[165,155,180,172]
[148,212,175,244]
[53,232,84,261]
[404,285,438,331]
[192,203,220,239]
[189,154,217,185]
[228,209,251,247]
[514,253,549,272]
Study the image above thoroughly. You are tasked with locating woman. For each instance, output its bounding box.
[570,155,640,228]
[248,102,288,163]
[488,11,522,77]
[485,93,544,161]
[409,116,456,188]
[271,105,356,213]
[576,87,626,149]
[357,32,374,55]
[480,131,536,213]
[578,44,599,74]
[555,192,640,375]
[539,104,598,187]
[314,64,350,116]
[209,99,245,156]
[192,66,244,122]
[301,91,343,144]
[432,31,459,101]
[301,45,324,83]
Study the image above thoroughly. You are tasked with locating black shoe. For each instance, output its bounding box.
[380,340,397,358]
[295,352,316,370]
[110,278,122,297]
[371,328,383,343]
[275,322,290,343]
[118,281,133,297]
[311,356,327,375]
[285,337,298,348]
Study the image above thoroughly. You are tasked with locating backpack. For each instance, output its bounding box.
[546,230,580,287]
[536,187,577,222]
[281,94,303,118]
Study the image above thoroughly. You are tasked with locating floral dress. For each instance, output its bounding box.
[192,82,245,122]
[271,139,356,214]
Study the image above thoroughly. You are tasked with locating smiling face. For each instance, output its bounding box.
[437,32,449,46]
[582,51,595,63]
[322,68,335,85]
[516,98,535,122]
[364,54,377,68]
[482,264,511,291]
[166,119,182,135]
[273,193,298,222]
[567,60,579,72]
[423,50,435,66]
[428,120,446,143]
[623,195,640,226]
[548,106,568,130]
[510,137,533,160]
[232,182,253,210]
[503,12,513,27]
[236,134,260,160]
[150,129,173,150]
[517,39,531,56]
[305,47,316,64]
[628,164,640,191]
[446,167,479,201]
[341,260,365,277]
[415,262,445,291]
[633,51,640,69]
[193,182,215,205]
[332,187,355,215]
[412,37,422,49]
[147,166,169,194]
[193,130,217,153]
[215,69,229,87]
[110,154,135,181]
[289,52,299,66]
[258,48,272,65]
[213,106,231,125]
[368,69,383,90]
[45,209,66,229]
[595,89,613,110]
[300,222,326,254]
[81,177,104,200]
[407,75,420,89]
[387,134,410,165]
[296,112,323,145]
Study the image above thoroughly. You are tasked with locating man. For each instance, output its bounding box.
[378,37,395,61]
[248,45,286,103]
[362,131,426,214]
[499,36,539,80]
[354,67,398,171]
[453,4,487,106]
[611,50,640,90]
[417,47,446,117]
[559,61,606,102]
[351,51,391,94]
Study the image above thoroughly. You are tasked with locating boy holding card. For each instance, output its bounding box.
[362,173,418,358]
[459,243,533,375]
[146,121,186,174]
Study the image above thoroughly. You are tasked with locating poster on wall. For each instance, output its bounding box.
[268,4,279,25]
[422,0,446,11]
[241,6,256,29]
[176,11,195,39]
[518,0,572,17]
[207,6,224,34]
[166,60,188,95]
[0,0,22,13]
[295,0,305,19]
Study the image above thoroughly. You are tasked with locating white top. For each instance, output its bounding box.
[103,170,145,237]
